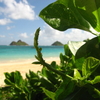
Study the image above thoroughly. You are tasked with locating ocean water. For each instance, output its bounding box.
[0,45,64,63]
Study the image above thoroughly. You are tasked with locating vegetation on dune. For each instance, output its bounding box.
[1,0,100,100]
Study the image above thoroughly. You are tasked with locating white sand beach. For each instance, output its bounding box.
[0,58,60,86]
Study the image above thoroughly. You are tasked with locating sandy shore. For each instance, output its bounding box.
[0,58,60,86]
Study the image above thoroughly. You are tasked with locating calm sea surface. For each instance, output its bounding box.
[0,45,64,63]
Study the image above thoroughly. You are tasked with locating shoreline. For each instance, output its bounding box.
[0,56,60,64]
[0,57,60,86]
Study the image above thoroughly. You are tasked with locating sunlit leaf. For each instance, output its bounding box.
[75,0,100,32]
[74,69,81,79]
[68,41,85,55]
[42,88,55,100]
[39,1,91,32]
[91,76,100,84]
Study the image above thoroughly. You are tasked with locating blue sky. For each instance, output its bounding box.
[0,0,95,45]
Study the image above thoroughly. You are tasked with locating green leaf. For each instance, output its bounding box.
[75,57,85,70]
[26,70,40,87]
[42,87,55,100]
[37,71,55,90]
[91,76,100,84]
[50,61,57,68]
[32,61,41,64]
[75,0,100,32]
[68,41,85,55]
[28,70,38,78]
[93,88,100,98]
[55,78,75,100]
[87,85,100,98]
[64,44,71,56]
[82,57,100,78]
[14,71,23,86]
[39,1,91,32]
[4,78,14,86]
[42,67,59,85]
[60,53,65,65]
[4,72,14,83]
[74,69,81,80]
[76,37,100,59]
[4,72,15,85]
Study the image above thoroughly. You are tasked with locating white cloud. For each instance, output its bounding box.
[0,18,12,25]
[7,26,15,30]
[19,32,28,38]
[38,25,95,45]
[65,29,95,41]
[0,35,5,37]
[7,26,11,30]
[0,0,36,20]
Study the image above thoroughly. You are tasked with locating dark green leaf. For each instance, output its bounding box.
[37,71,55,90]
[87,85,100,98]
[39,0,92,32]
[82,57,100,78]
[4,79,14,86]
[55,78,75,100]
[76,37,100,59]
[14,71,23,86]
[75,57,85,70]
[32,61,41,64]
[42,88,55,100]
[42,67,59,85]
[64,44,72,57]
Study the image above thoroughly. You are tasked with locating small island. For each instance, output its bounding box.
[10,40,29,46]
[52,41,63,46]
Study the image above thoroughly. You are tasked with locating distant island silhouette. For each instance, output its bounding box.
[52,41,63,46]
[10,40,63,46]
[10,40,29,46]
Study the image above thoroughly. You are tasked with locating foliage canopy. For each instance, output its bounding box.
[1,0,100,100]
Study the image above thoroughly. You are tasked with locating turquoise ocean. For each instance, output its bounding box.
[0,45,64,63]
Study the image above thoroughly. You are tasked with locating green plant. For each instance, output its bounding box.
[2,70,47,100]
[33,28,100,100]
[2,32,100,100]
[4,71,31,100]
[33,0,100,99]
[39,0,100,35]
[2,65,63,100]
[1,0,100,100]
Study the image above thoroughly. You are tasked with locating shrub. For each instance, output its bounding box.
[1,0,100,99]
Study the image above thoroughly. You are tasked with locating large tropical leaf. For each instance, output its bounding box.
[75,0,100,32]
[39,0,91,32]
[75,37,100,59]
[39,0,100,35]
